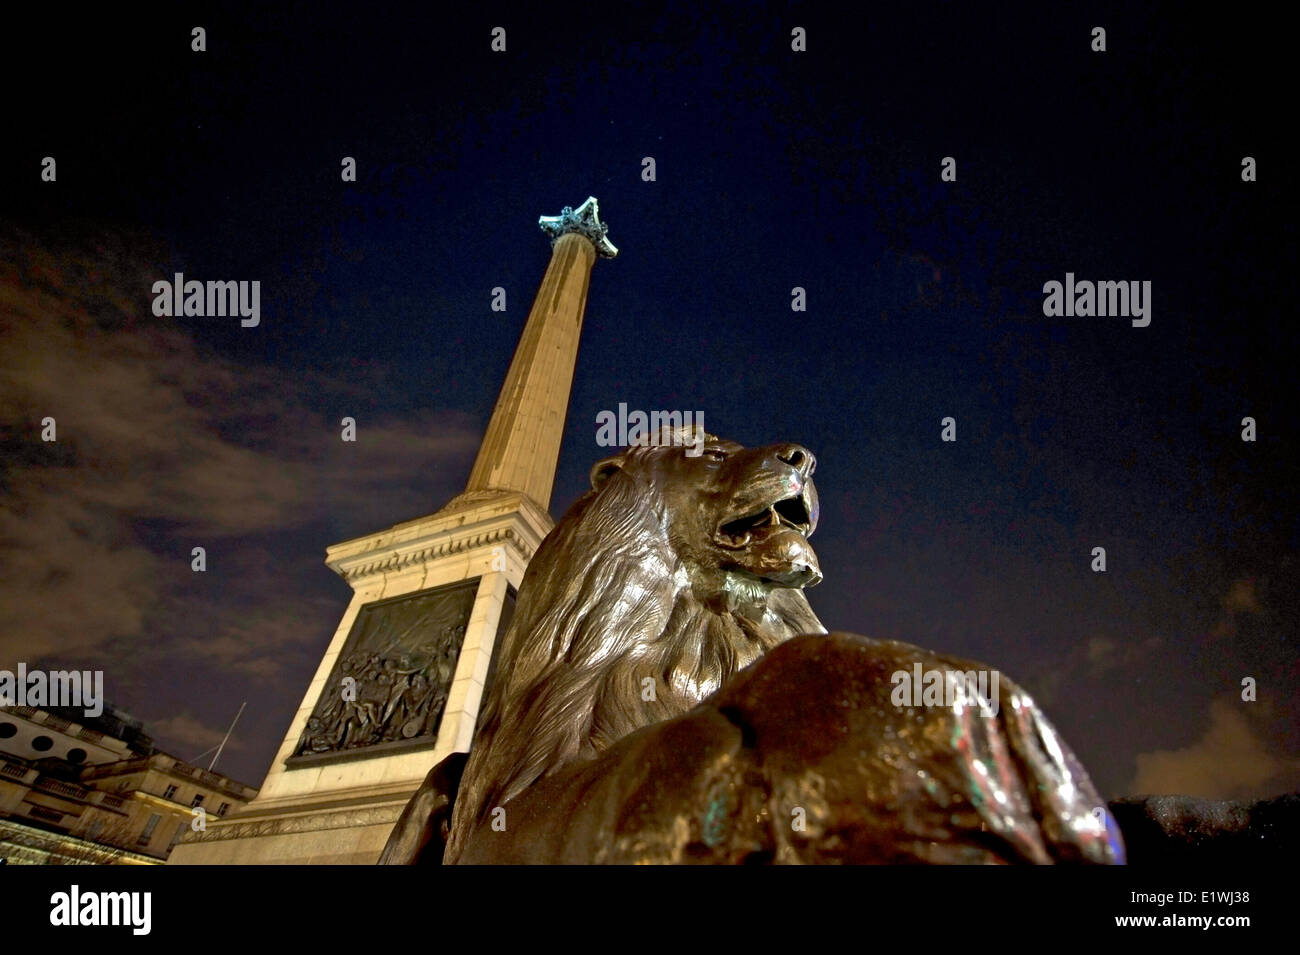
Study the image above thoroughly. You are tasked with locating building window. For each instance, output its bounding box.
[66,748,87,764]
[137,813,162,846]
[217,802,230,817]
[0,722,16,738]
[169,822,187,848]
[163,785,178,800]
[190,794,205,807]
[31,735,53,752]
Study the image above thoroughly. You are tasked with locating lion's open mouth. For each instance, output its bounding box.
[716,494,813,547]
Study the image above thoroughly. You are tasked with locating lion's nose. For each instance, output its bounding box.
[774,444,816,477]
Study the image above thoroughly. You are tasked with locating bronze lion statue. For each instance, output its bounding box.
[381,430,1124,864]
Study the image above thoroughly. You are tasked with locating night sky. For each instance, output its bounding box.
[2,2,1295,801]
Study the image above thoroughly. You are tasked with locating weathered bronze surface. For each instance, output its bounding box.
[290,581,475,763]
[382,430,1123,864]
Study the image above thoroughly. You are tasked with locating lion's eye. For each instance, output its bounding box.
[703,447,728,461]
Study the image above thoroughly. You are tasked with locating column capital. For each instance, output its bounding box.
[539,196,618,259]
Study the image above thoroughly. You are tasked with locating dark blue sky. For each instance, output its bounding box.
[3,2,1295,799]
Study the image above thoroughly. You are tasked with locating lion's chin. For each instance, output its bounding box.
[733,528,822,588]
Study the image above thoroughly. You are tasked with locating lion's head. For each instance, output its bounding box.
[445,429,826,861]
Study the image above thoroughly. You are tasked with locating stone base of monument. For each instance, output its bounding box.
[167,790,415,865]
[169,492,547,865]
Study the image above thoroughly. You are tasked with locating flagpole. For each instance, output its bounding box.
[209,701,246,772]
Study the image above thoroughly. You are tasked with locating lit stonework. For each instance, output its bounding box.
[169,198,614,864]
[0,704,255,864]
[462,197,615,511]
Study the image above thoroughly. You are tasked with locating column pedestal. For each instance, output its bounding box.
[169,493,550,864]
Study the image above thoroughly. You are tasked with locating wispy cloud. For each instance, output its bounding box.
[150,712,243,761]
[0,229,480,749]
[1130,696,1300,801]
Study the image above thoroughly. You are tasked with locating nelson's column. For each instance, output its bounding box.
[170,198,617,864]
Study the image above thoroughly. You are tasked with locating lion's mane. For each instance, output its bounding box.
[445,443,824,862]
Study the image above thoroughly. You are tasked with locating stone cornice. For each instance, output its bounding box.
[325,493,552,585]
[177,802,406,844]
[329,526,534,584]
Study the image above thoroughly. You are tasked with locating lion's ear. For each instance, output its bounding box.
[589,454,625,490]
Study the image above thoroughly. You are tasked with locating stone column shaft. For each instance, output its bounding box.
[464,231,597,510]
